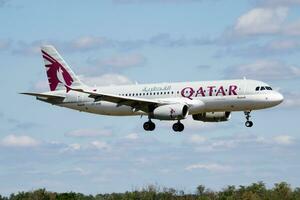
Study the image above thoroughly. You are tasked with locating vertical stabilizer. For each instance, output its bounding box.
[41,45,84,92]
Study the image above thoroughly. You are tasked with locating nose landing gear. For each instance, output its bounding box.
[244,111,253,127]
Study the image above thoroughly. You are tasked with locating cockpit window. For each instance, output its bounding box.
[266,86,272,90]
[256,86,272,91]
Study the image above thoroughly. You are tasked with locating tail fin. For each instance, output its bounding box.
[41,45,84,92]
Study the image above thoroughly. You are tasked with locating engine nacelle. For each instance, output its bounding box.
[152,104,189,120]
[192,112,231,122]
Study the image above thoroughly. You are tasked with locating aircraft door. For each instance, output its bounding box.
[237,78,247,99]
[77,95,82,102]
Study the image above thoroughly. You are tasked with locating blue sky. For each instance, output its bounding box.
[1,0,300,196]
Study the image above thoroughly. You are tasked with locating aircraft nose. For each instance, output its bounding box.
[270,92,284,105]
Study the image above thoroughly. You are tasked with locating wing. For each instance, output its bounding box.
[71,88,175,113]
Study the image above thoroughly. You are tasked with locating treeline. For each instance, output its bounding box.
[1,182,300,200]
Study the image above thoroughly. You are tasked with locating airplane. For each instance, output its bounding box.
[21,45,284,132]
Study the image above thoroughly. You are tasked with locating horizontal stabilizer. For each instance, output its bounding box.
[20,92,65,99]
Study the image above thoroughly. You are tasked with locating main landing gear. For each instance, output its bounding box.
[244,111,253,127]
[143,119,184,132]
[143,120,155,131]
[172,121,184,132]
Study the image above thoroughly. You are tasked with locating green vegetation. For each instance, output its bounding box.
[2,182,300,200]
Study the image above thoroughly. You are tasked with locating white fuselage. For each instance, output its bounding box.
[45,79,283,118]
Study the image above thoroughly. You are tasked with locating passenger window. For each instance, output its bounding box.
[255,86,260,91]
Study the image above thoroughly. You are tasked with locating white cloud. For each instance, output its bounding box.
[227,60,300,80]
[62,143,82,152]
[193,133,294,153]
[72,167,90,175]
[81,74,132,86]
[97,54,146,69]
[273,135,294,145]
[234,7,288,36]
[90,140,110,150]
[256,0,300,7]
[70,36,110,51]
[13,40,47,55]
[65,129,112,138]
[284,20,300,36]
[267,39,300,51]
[0,39,10,50]
[1,134,39,148]
[55,167,90,176]
[216,38,300,58]
[186,134,207,144]
[13,36,110,55]
[85,54,146,75]
[32,80,49,92]
[13,34,213,56]
[124,133,139,140]
[231,3,300,37]
[282,92,300,108]
[185,163,232,172]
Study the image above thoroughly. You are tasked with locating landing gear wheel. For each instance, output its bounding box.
[245,121,253,127]
[172,122,184,132]
[143,121,155,131]
[149,122,155,131]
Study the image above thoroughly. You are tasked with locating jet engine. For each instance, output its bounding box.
[192,112,231,122]
[152,104,189,120]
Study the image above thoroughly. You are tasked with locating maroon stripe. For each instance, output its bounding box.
[41,50,57,64]
[42,55,54,64]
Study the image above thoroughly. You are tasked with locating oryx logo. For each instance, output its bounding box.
[170,108,176,118]
[42,50,73,92]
